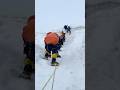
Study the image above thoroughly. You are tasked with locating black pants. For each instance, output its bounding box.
[45,44,59,63]
[24,42,35,63]
[23,42,35,74]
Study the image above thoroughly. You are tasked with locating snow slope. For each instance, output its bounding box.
[0,16,34,90]
[35,28,85,90]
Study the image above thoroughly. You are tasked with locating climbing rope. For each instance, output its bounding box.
[36,25,85,35]
[42,51,57,90]
[41,66,57,90]
[51,66,57,90]
[42,70,54,90]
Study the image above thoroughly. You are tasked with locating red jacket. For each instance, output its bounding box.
[22,18,35,43]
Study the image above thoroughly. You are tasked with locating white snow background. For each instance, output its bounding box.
[35,28,85,90]
[35,0,85,90]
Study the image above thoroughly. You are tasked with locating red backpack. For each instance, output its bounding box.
[44,32,59,45]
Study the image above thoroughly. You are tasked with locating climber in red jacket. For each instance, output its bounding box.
[44,32,61,66]
[21,15,35,78]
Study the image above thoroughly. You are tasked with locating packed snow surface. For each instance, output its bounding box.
[35,28,85,90]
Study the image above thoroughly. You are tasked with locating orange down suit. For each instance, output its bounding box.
[22,18,35,43]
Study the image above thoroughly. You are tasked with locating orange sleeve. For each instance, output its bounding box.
[22,20,35,42]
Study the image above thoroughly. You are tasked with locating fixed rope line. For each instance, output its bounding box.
[72,26,85,30]
[51,66,57,90]
[42,51,58,90]
[36,25,85,35]
[42,67,57,90]
[36,31,61,35]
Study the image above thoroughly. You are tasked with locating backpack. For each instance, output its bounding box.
[44,32,59,45]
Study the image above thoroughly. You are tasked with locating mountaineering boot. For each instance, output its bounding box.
[20,58,33,79]
[20,70,31,79]
[44,53,49,60]
[21,64,33,79]
[57,54,61,58]
[51,62,59,66]
[44,52,51,60]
